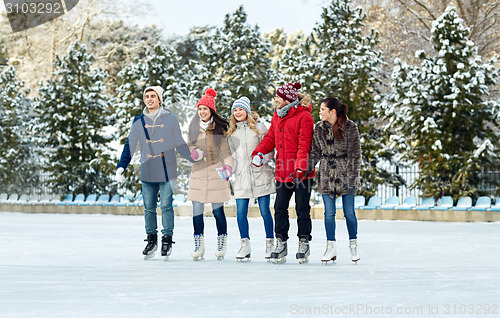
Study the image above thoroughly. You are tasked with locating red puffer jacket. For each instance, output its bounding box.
[253,104,316,183]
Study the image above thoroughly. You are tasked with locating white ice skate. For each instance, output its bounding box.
[270,237,287,264]
[235,238,251,261]
[321,240,337,264]
[296,237,310,264]
[264,238,274,261]
[215,234,227,260]
[349,239,360,263]
[191,234,205,261]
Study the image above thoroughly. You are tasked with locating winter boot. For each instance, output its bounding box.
[235,238,251,261]
[191,234,205,261]
[215,234,227,260]
[296,237,310,264]
[349,239,360,263]
[264,238,274,260]
[161,235,175,260]
[270,235,287,264]
[321,240,337,264]
[142,233,158,260]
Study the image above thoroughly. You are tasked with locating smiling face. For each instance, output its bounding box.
[233,106,248,122]
[198,105,212,122]
[275,96,290,109]
[144,90,161,113]
[320,102,337,124]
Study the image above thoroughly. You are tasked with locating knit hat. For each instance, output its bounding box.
[144,86,164,105]
[231,96,251,114]
[197,88,217,111]
[276,82,302,102]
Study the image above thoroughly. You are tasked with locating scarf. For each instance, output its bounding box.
[200,117,213,131]
[277,98,299,118]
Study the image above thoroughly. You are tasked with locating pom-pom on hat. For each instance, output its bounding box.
[197,88,217,111]
[144,86,164,105]
[231,96,251,114]
[276,82,301,102]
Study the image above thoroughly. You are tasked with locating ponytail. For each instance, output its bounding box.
[321,97,348,141]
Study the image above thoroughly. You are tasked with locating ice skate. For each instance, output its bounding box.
[349,239,360,263]
[296,237,310,264]
[264,238,274,261]
[161,235,175,261]
[321,240,337,264]
[191,234,205,261]
[142,233,157,260]
[235,238,251,261]
[270,236,287,264]
[215,234,227,260]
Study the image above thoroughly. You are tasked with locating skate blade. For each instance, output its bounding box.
[163,256,169,262]
[271,257,286,264]
[352,258,360,263]
[236,256,251,262]
[143,252,155,260]
[216,256,225,260]
[192,257,204,261]
[298,258,309,264]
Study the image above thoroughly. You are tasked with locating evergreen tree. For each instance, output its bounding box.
[0,66,38,193]
[312,0,397,196]
[34,41,113,196]
[381,7,499,199]
[198,5,274,118]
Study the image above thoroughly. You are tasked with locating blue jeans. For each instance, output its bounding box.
[322,193,358,241]
[192,201,227,235]
[236,195,274,239]
[142,180,175,236]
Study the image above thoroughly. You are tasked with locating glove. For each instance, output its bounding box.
[115,167,125,183]
[216,165,232,181]
[252,152,264,167]
[190,148,205,162]
[289,169,307,183]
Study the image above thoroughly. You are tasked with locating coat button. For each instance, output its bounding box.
[280,146,282,148]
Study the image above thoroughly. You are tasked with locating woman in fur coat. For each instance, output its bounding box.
[309,97,361,263]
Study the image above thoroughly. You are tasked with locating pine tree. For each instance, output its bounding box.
[34,41,113,196]
[0,66,38,193]
[381,7,499,199]
[312,0,396,196]
[198,5,274,118]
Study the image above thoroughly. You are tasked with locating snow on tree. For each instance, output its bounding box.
[380,7,499,199]
[197,5,274,118]
[0,66,38,193]
[34,41,113,196]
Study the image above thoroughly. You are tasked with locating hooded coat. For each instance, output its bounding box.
[117,107,191,182]
[252,104,315,183]
[187,122,234,203]
[228,121,275,199]
[308,119,361,196]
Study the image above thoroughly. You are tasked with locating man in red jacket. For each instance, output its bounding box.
[252,82,315,264]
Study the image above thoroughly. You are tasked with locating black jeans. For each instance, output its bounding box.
[274,178,313,241]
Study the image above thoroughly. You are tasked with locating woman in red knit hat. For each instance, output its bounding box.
[187,88,234,261]
[252,82,316,264]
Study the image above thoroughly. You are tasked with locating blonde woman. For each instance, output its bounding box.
[226,97,275,261]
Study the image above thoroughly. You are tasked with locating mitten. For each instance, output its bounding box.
[252,152,264,167]
[116,167,125,183]
[216,165,232,181]
[190,148,205,162]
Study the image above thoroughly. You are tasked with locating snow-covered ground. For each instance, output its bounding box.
[1,212,499,318]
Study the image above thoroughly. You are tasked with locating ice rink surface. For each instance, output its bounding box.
[1,212,499,317]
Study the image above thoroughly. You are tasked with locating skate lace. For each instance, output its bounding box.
[350,242,357,255]
[194,236,201,252]
[298,241,309,253]
[274,240,284,253]
[217,235,226,251]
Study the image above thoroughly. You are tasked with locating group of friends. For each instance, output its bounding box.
[116,82,361,264]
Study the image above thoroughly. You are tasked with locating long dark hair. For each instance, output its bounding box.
[188,108,229,150]
[322,97,348,141]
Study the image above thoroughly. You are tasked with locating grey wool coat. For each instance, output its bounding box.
[227,121,276,199]
[309,119,361,196]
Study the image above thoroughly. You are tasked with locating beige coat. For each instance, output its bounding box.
[228,121,276,199]
[187,123,234,203]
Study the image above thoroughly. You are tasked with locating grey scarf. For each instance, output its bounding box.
[277,98,300,118]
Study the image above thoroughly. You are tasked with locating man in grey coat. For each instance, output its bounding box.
[116,86,194,260]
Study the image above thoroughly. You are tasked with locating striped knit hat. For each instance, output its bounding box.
[231,96,251,114]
